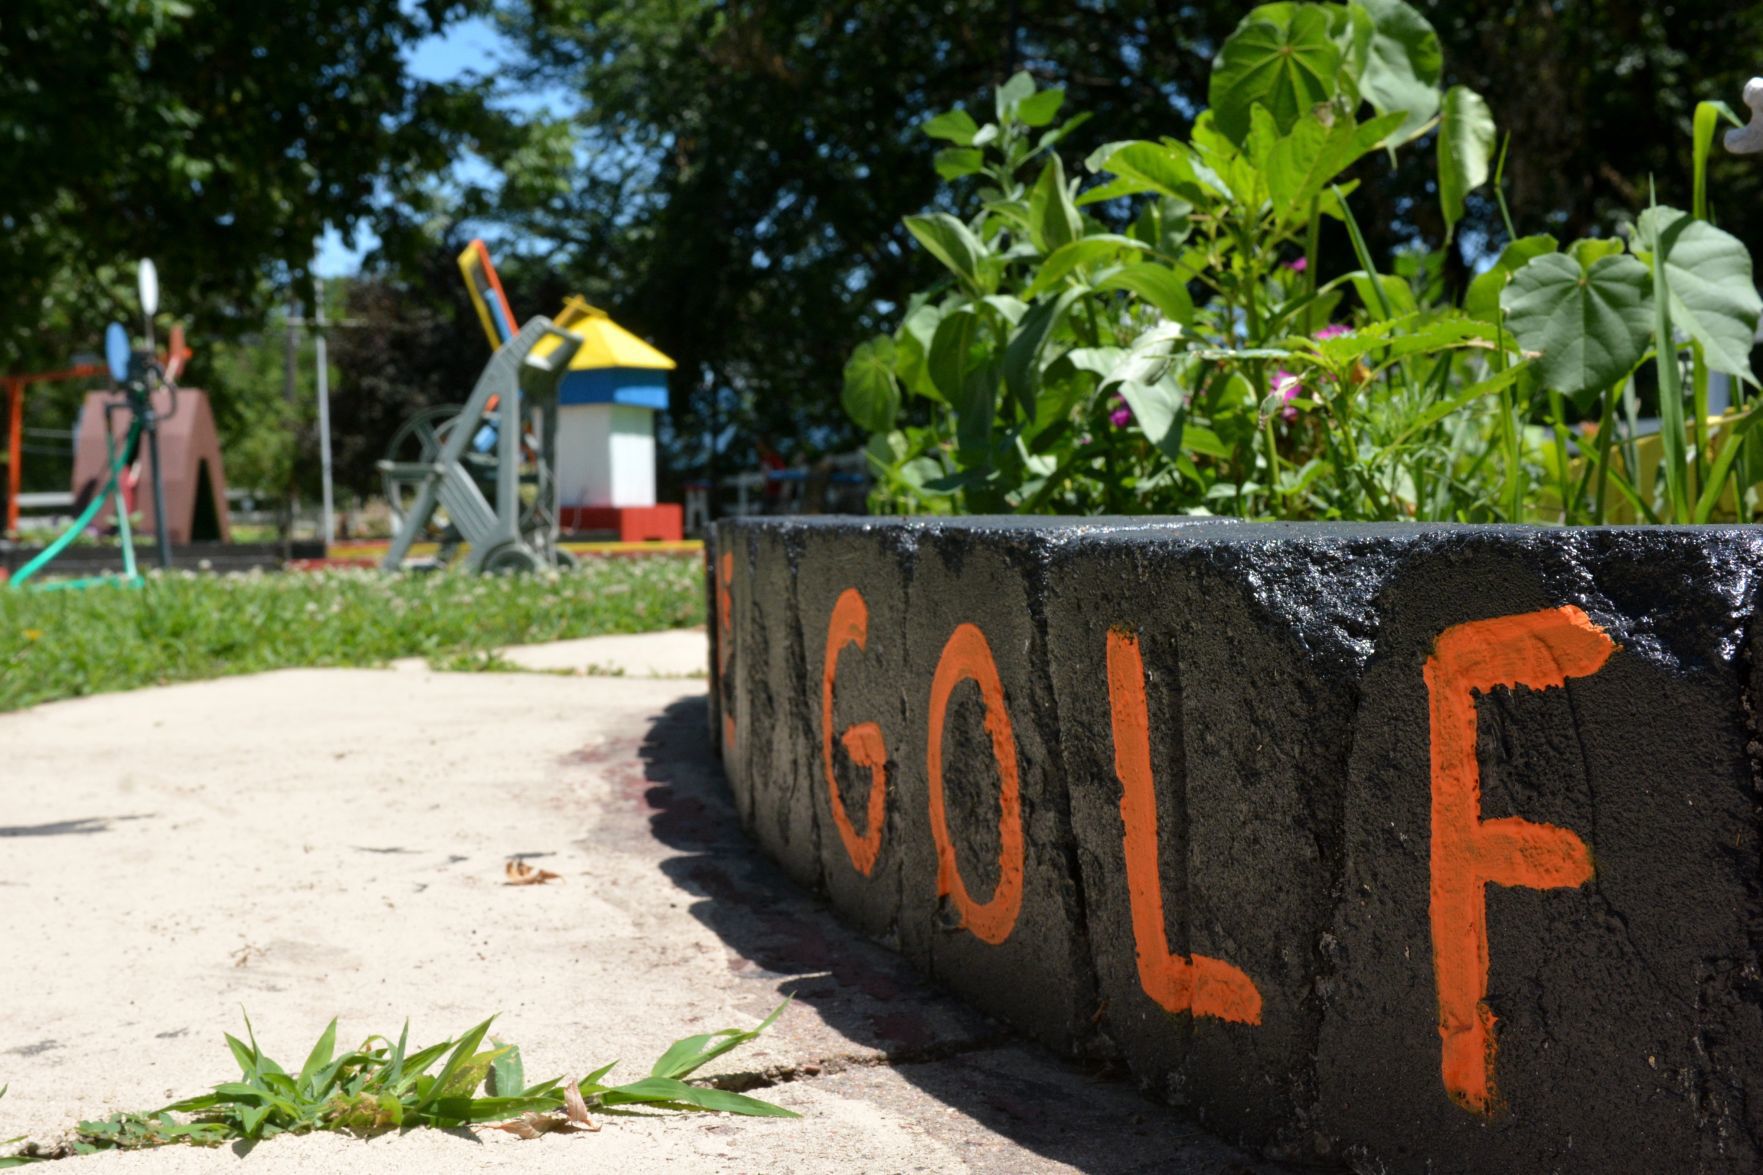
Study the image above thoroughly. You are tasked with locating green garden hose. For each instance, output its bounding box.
[10,418,143,590]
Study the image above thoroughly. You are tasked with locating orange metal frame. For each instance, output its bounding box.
[4,364,106,534]
[3,329,191,534]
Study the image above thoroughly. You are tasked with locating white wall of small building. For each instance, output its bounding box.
[556,403,657,507]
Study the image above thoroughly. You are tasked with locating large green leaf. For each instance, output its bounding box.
[1352,0,1442,143]
[1209,7,1341,145]
[1263,109,1406,220]
[1003,289,1083,415]
[1502,251,1653,400]
[1633,205,1763,384]
[923,109,979,144]
[1094,263,1195,325]
[1437,85,1494,239]
[1104,320,1187,390]
[928,306,985,404]
[929,307,999,457]
[1346,270,1418,320]
[1116,375,1189,460]
[903,213,985,292]
[1086,140,1223,202]
[895,301,944,400]
[842,336,900,432]
[1023,235,1146,299]
[994,71,1036,122]
[1028,154,1081,253]
[1016,88,1065,127]
[933,148,984,180]
[1464,234,1557,321]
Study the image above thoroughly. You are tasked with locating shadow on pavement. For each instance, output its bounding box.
[0,815,153,838]
[632,695,1276,1175]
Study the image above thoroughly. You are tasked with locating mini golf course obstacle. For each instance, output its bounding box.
[70,384,230,545]
[707,517,1763,1173]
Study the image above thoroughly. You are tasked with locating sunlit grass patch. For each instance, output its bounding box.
[0,558,705,713]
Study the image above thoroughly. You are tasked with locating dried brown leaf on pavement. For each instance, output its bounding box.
[504,859,561,886]
[563,1081,599,1130]
[481,1093,599,1140]
[484,1112,554,1140]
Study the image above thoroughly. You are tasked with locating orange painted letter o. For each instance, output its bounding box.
[926,622,1024,946]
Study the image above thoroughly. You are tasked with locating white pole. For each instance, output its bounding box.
[314,276,335,549]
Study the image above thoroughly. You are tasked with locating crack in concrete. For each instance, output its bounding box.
[702,1031,1015,1093]
[1561,681,1685,1009]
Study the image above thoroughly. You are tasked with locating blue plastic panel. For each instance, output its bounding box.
[558,367,668,410]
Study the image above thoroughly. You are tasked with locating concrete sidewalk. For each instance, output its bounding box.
[0,640,1276,1173]
[495,627,709,677]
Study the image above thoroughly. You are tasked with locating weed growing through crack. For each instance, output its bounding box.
[0,1005,792,1165]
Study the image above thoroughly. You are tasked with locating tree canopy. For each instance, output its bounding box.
[0,0,490,372]
[5,1,1760,498]
[444,0,1763,481]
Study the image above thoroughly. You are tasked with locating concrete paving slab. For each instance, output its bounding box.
[0,655,1276,1173]
[495,628,708,677]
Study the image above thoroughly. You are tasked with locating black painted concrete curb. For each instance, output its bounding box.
[707,517,1763,1173]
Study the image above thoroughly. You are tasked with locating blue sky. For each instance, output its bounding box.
[314,15,527,275]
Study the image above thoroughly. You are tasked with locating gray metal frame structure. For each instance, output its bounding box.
[379,316,582,573]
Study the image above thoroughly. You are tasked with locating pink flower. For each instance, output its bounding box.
[1272,369,1301,422]
[1285,256,1308,273]
[1313,323,1351,341]
[1109,393,1133,429]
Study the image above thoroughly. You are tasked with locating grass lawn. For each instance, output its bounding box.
[0,557,706,713]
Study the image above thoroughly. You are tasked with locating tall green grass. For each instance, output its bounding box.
[0,558,705,713]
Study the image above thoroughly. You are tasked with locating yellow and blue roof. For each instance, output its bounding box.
[458,241,675,411]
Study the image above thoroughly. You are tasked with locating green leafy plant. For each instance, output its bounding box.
[0,1007,793,1165]
[846,0,1763,525]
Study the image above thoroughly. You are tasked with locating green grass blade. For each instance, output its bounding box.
[436,1047,509,1101]
[423,1094,563,1125]
[578,1062,618,1092]
[1492,131,1517,242]
[260,1072,299,1100]
[381,1020,411,1086]
[414,1018,496,1110]
[601,1077,799,1118]
[487,1043,525,1098]
[1602,459,1662,523]
[297,1019,339,1094]
[238,1103,273,1138]
[1332,185,1393,321]
[1693,401,1763,522]
[1373,363,1527,458]
[648,1034,724,1081]
[396,1041,453,1085]
[1650,212,1692,520]
[209,1082,270,1102]
[240,1012,285,1077]
[1693,100,1742,222]
[224,1033,258,1079]
[648,1000,791,1081]
[520,1076,564,1098]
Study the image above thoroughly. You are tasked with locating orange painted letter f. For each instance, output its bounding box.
[1424,605,1615,1115]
